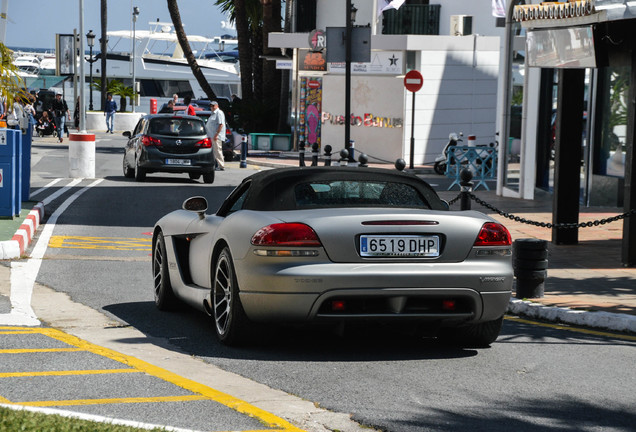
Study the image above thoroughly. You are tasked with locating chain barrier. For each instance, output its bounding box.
[446,192,636,229]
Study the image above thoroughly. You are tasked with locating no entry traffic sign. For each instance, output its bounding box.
[404,70,423,92]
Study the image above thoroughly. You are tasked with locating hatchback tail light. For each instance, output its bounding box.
[251,223,321,247]
[141,135,161,147]
[474,222,511,246]
[195,137,212,148]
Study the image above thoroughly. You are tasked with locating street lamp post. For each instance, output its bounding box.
[86,30,96,111]
[344,2,357,161]
[132,6,140,113]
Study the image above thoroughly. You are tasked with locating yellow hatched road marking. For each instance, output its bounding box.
[0,348,84,354]
[48,236,152,251]
[0,369,140,378]
[505,316,636,341]
[1,328,305,432]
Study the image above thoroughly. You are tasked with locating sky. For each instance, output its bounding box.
[4,0,234,50]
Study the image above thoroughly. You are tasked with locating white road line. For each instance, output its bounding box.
[0,404,201,432]
[29,178,62,200]
[0,179,103,326]
[40,178,84,206]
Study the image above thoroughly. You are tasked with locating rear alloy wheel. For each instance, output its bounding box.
[153,232,177,310]
[212,247,249,345]
[123,154,134,178]
[202,171,215,184]
[134,157,146,182]
[439,316,504,348]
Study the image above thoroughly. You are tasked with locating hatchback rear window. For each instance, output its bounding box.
[294,181,428,209]
[149,118,205,136]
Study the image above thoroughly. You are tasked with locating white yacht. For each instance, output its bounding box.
[104,22,240,100]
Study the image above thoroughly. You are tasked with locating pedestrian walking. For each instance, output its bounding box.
[51,92,70,143]
[205,100,225,171]
[104,93,117,134]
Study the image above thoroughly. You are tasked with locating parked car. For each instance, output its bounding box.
[122,114,215,183]
[152,167,513,346]
[172,105,237,162]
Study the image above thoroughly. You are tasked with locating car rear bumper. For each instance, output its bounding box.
[140,147,214,172]
[235,260,512,324]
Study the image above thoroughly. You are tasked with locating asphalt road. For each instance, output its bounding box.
[20,134,636,432]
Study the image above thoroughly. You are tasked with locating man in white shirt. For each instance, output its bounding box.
[205,101,226,171]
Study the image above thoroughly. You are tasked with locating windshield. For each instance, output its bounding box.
[294,181,428,209]
[149,118,205,136]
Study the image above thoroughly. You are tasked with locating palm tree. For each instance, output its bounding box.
[166,0,217,100]
[0,43,30,109]
[216,0,257,101]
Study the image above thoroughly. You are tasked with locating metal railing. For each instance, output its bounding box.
[382,4,441,35]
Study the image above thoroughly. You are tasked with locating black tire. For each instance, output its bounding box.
[188,172,201,180]
[212,247,249,345]
[513,249,549,260]
[153,232,178,311]
[514,269,547,280]
[123,154,134,178]
[439,316,504,348]
[134,157,146,182]
[433,161,446,176]
[202,171,215,184]
[513,258,549,270]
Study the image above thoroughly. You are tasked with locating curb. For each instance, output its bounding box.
[507,299,636,334]
[0,202,45,260]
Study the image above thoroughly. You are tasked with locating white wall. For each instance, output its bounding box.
[317,0,506,39]
[408,36,500,164]
[321,74,405,162]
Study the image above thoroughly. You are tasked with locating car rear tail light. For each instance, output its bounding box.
[474,222,511,246]
[141,135,161,147]
[331,300,346,312]
[251,223,322,247]
[442,300,456,311]
[195,137,212,148]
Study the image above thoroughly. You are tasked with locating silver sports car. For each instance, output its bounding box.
[152,167,513,346]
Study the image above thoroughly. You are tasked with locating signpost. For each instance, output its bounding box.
[404,70,423,169]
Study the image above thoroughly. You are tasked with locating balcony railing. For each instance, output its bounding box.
[382,4,441,35]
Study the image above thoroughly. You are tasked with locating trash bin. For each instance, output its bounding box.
[513,238,549,298]
[0,128,21,217]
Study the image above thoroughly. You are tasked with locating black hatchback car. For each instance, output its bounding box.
[123,114,215,183]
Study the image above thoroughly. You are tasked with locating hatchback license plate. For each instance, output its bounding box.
[166,159,191,166]
[360,235,440,257]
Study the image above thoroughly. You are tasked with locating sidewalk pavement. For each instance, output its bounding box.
[1,151,635,334]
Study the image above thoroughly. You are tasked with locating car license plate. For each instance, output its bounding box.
[166,159,191,166]
[360,235,440,257]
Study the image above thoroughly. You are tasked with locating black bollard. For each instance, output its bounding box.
[513,239,549,298]
[460,169,473,210]
[311,143,319,166]
[239,134,248,168]
[324,145,332,166]
[339,149,349,166]
[395,158,406,171]
[358,153,368,167]
[298,141,306,167]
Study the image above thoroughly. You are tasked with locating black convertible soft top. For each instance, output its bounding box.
[233,166,446,211]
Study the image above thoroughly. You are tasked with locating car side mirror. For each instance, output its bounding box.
[183,196,208,219]
[123,131,132,138]
[440,200,450,210]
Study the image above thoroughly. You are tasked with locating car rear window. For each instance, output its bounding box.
[149,118,205,136]
[294,181,428,209]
